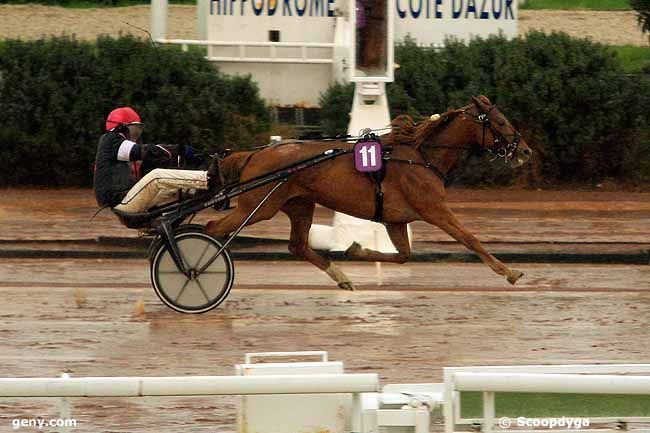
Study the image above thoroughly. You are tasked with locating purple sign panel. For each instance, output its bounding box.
[354,140,383,172]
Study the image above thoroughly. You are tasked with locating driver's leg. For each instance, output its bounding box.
[114,168,209,213]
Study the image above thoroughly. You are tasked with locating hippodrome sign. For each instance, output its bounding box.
[204,0,516,50]
[208,0,515,22]
[184,0,517,105]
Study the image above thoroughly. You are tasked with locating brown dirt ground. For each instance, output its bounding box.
[2,187,650,243]
[1,259,650,432]
[0,188,648,431]
[520,10,648,46]
[0,5,648,46]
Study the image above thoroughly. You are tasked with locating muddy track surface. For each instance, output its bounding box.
[2,188,650,243]
[1,259,650,432]
[0,5,648,46]
[1,188,649,432]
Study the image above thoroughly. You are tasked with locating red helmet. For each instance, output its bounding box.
[105,107,143,132]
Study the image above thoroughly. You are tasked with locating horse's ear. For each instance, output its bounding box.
[390,114,416,131]
[478,95,491,105]
[471,95,491,112]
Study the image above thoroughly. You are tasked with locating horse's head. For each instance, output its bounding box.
[465,95,532,168]
[384,96,532,175]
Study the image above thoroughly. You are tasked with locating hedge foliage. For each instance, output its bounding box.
[631,0,650,40]
[0,36,269,187]
[2,32,649,188]
[319,32,650,186]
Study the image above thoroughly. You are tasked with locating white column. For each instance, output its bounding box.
[482,391,495,433]
[197,0,208,40]
[58,373,72,433]
[151,0,168,41]
[309,82,411,253]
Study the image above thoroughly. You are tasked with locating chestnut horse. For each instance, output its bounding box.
[206,96,532,289]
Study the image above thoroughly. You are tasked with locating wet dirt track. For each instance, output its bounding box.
[0,188,649,432]
[2,188,650,243]
[1,258,650,432]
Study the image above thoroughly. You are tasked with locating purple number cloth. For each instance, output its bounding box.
[354,140,383,172]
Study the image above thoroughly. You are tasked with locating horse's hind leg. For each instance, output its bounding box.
[205,188,287,238]
[420,203,523,285]
[282,198,355,291]
[345,223,411,263]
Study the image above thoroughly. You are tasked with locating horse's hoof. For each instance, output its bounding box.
[338,281,356,291]
[507,270,524,285]
[345,242,362,257]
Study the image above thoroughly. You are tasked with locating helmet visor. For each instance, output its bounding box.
[127,122,144,130]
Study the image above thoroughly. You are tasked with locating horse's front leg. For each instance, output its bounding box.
[420,203,524,285]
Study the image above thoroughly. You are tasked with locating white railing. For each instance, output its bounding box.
[9,361,650,433]
[3,373,378,433]
[443,364,650,433]
[455,372,650,395]
[244,350,328,364]
[1,373,378,397]
[157,38,335,64]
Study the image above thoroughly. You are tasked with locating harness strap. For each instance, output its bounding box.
[369,169,386,223]
[372,184,384,223]
[385,157,451,186]
[368,154,450,223]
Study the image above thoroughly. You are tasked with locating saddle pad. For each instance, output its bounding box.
[354,139,383,172]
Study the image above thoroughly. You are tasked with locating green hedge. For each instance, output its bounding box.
[0,36,269,187]
[319,32,650,186]
[631,0,650,40]
[520,0,631,10]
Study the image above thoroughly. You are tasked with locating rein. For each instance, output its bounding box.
[398,103,522,185]
[460,105,521,163]
[383,156,452,186]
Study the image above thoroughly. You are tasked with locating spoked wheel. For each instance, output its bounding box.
[150,232,235,314]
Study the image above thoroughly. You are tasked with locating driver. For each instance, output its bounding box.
[93,106,221,214]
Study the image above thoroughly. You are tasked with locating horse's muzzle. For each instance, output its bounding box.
[510,147,532,168]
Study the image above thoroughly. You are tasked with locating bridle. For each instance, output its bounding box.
[386,103,523,186]
[461,104,522,163]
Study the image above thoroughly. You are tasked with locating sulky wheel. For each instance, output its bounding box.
[150,231,235,314]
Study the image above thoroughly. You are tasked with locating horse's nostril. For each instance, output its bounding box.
[523,148,532,156]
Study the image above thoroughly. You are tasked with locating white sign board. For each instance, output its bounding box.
[394,0,517,45]
[195,0,517,105]
[204,0,516,43]
[207,0,335,41]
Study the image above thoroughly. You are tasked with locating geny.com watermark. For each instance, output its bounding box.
[499,416,590,429]
[12,418,77,430]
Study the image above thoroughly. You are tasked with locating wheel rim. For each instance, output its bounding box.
[152,233,233,313]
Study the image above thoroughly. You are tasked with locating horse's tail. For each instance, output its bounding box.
[220,150,256,185]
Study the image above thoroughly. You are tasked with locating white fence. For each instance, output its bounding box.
[7,360,650,433]
[0,373,378,397]
[2,372,378,433]
[155,39,336,64]
[443,364,650,433]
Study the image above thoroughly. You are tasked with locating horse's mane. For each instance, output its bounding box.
[383,106,468,149]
